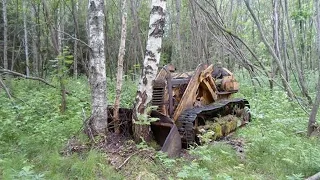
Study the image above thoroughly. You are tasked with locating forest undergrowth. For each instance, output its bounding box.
[0,72,319,180]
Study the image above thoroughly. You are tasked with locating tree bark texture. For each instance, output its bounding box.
[308,0,320,136]
[2,0,8,69]
[88,0,108,135]
[114,0,127,134]
[23,0,30,76]
[133,0,167,142]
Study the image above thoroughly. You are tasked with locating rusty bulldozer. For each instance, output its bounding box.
[109,63,251,157]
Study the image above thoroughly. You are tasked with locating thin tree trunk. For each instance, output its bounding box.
[114,0,127,134]
[270,0,281,90]
[284,0,313,104]
[175,0,182,69]
[23,0,30,76]
[42,0,59,55]
[308,0,320,136]
[31,5,39,76]
[244,0,294,98]
[103,1,114,80]
[42,0,66,113]
[10,0,19,71]
[133,0,167,142]
[2,0,8,69]
[36,3,42,77]
[0,76,12,99]
[57,5,63,54]
[71,0,79,78]
[280,0,289,81]
[87,0,108,135]
[130,0,145,63]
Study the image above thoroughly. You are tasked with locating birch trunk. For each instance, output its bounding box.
[114,0,127,134]
[87,0,108,135]
[308,0,320,136]
[2,0,8,69]
[23,0,30,76]
[133,0,167,142]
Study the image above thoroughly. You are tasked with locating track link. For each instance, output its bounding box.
[176,98,250,146]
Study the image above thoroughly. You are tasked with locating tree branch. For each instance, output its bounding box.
[0,69,56,88]
[54,28,91,49]
[0,75,13,99]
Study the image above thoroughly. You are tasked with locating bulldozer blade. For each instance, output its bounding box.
[150,110,182,157]
[160,125,181,157]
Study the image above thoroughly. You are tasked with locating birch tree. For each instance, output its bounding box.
[114,0,127,134]
[87,0,108,135]
[133,0,167,142]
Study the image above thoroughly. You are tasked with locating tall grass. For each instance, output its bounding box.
[0,71,319,179]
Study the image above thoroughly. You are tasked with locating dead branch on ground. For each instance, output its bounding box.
[0,69,56,88]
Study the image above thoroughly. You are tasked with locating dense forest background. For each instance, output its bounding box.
[1,0,318,82]
[1,0,320,179]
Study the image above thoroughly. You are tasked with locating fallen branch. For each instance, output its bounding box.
[0,69,56,88]
[0,76,13,100]
[116,151,140,171]
[306,172,320,180]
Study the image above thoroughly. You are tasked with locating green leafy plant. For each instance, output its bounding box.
[135,106,159,125]
[177,162,211,180]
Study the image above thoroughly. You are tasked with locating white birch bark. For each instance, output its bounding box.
[2,0,8,69]
[57,7,62,54]
[23,0,30,76]
[88,0,108,135]
[114,0,127,134]
[133,0,167,142]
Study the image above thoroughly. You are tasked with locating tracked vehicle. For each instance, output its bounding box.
[108,63,251,157]
[149,63,250,156]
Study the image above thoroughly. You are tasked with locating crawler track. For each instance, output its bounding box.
[176,98,250,146]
